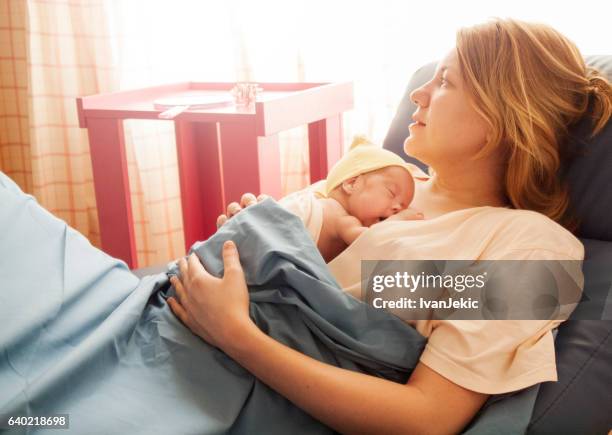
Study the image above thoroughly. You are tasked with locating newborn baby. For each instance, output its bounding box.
[281,137,418,262]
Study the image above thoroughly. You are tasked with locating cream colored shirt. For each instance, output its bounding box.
[328,206,584,394]
[281,167,584,394]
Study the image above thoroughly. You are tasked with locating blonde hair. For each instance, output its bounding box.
[456,18,612,231]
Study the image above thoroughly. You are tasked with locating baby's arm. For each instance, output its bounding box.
[335,215,368,246]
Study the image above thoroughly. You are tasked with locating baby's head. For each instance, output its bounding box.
[324,137,415,226]
[336,166,414,226]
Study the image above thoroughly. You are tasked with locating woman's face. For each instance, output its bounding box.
[404,49,490,168]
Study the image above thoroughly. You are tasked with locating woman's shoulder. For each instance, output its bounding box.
[475,206,584,260]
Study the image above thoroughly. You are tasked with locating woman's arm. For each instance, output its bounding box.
[225,323,487,435]
[168,244,488,435]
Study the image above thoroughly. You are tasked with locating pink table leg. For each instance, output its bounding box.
[308,115,344,183]
[86,118,137,268]
[218,121,282,202]
[175,121,225,252]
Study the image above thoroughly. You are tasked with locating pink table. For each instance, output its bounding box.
[77,82,353,268]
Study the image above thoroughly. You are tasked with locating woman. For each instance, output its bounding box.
[168,19,612,434]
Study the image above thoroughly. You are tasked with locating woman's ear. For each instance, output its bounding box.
[341,176,359,195]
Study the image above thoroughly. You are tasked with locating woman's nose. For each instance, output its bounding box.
[410,83,430,108]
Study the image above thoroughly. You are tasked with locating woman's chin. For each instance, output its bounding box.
[403,137,421,158]
[403,141,430,166]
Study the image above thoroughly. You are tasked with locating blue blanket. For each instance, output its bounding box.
[0,171,537,434]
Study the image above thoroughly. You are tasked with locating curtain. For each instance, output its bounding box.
[0,0,117,251]
[1,0,610,268]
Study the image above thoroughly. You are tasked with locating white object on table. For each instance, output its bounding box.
[154,95,234,119]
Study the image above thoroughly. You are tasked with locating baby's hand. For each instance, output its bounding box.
[385,208,424,221]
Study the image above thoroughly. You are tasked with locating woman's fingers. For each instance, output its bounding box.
[217,193,268,228]
[187,252,208,277]
[176,253,210,287]
[170,275,187,303]
[167,296,189,325]
[177,257,188,281]
[222,240,241,274]
[226,202,242,217]
[240,193,257,208]
[216,214,228,229]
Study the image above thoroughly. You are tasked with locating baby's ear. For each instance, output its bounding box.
[341,176,359,194]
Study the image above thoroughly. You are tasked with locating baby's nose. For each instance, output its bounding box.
[390,203,403,213]
[384,208,399,218]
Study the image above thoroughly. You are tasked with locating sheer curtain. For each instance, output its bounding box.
[0,0,117,249]
[1,0,610,267]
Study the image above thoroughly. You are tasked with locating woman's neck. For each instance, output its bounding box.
[427,174,507,208]
[415,159,509,216]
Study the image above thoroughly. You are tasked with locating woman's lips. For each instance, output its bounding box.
[409,121,425,129]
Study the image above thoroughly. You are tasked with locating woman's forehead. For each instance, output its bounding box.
[436,49,459,76]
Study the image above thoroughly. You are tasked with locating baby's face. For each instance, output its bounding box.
[346,167,415,226]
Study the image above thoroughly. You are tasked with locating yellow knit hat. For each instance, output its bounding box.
[318,135,413,197]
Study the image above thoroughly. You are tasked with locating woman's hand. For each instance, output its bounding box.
[216,193,269,228]
[167,241,255,349]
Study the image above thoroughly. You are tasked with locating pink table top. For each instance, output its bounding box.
[77,81,354,136]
